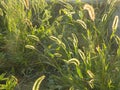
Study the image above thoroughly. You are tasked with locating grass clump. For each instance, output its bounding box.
[0,0,120,90]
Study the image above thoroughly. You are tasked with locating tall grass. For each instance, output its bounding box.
[0,0,120,89]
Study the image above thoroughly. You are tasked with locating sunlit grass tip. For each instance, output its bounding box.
[102,14,108,22]
[50,36,66,49]
[112,15,119,31]
[27,35,40,42]
[67,58,80,66]
[76,19,87,29]
[25,45,36,50]
[87,70,95,78]
[83,4,95,21]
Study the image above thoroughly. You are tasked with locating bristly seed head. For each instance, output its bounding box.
[23,0,29,10]
[112,15,119,31]
[67,58,80,66]
[83,4,95,21]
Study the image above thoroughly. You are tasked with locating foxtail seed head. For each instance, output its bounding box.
[112,15,119,31]
[23,0,29,10]
[76,19,87,29]
[83,4,95,21]
[67,58,80,66]
[25,45,36,50]
[102,14,107,22]
[87,70,95,78]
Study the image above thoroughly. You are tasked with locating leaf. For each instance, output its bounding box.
[32,75,45,90]
[59,8,74,19]
[76,66,83,79]
[0,73,7,81]
[117,46,120,57]
[6,75,18,89]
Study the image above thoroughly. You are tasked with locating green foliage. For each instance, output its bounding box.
[0,0,120,89]
[0,73,17,90]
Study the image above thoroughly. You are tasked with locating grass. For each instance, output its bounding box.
[0,0,120,90]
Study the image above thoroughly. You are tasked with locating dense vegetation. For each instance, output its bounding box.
[0,0,120,90]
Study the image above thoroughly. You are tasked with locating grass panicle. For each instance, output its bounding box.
[83,3,95,21]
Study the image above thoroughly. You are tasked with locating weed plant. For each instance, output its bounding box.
[0,0,120,90]
[0,73,17,90]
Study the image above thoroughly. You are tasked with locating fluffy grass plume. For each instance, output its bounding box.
[83,4,95,21]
